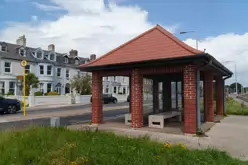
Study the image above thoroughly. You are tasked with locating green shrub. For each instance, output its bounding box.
[6,91,14,96]
[34,91,43,96]
[47,91,60,96]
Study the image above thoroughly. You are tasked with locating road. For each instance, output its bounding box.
[0,101,142,131]
[3,101,130,117]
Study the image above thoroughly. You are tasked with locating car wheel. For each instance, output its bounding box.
[7,105,17,114]
[113,99,117,104]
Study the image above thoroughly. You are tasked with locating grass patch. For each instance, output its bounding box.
[0,127,246,165]
[226,98,248,115]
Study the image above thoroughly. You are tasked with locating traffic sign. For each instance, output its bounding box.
[21,60,27,67]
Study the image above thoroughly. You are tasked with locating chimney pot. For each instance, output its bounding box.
[16,35,26,46]
[48,44,55,51]
[69,49,78,57]
[90,54,96,61]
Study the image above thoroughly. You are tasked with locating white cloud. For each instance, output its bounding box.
[31,15,38,21]
[0,0,177,57]
[185,33,248,86]
[31,2,63,11]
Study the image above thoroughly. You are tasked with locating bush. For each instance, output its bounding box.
[34,91,43,96]
[47,91,59,96]
[6,91,14,96]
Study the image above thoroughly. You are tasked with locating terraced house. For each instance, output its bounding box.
[0,35,96,95]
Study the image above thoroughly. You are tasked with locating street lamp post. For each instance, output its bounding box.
[223,61,238,94]
[180,31,198,50]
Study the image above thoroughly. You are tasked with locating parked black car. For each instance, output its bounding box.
[127,95,130,102]
[0,96,21,114]
[90,94,118,104]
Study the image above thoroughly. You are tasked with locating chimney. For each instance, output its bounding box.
[16,35,26,46]
[90,54,96,61]
[69,49,78,57]
[48,44,55,51]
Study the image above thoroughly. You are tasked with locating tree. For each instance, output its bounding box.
[25,73,39,96]
[229,82,243,93]
[71,74,92,95]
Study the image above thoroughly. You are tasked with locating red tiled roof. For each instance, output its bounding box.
[80,25,204,69]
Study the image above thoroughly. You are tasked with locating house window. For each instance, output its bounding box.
[4,62,11,73]
[19,48,25,56]
[66,69,69,78]
[105,87,109,94]
[75,59,79,65]
[39,65,44,75]
[47,83,52,93]
[9,82,15,95]
[114,86,117,94]
[25,65,30,74]
[0,82,5,95]
[36,51,42,58]
[44,54,48,59]
[64,57,68,63]
[123,87,126,94]
[1,45,7,52]
[47,65,52,75]
[39,83,44,93]
[50,53,55,61]
[57,68,61,77]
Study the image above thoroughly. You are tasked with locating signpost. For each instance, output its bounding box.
[21,60,27,116]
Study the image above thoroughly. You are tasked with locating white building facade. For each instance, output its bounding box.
[0,35,94,96]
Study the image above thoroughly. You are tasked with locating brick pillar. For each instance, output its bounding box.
[131,69,143,128]
[184,65,197,134]
[216,76,224,116]
[204,72,214,122]
[163,80,171,111]
[153,79,159,113]
[92,72,103,124]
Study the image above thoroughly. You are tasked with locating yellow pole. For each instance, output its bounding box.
[23,66,26,117]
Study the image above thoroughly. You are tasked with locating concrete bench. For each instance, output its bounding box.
[148,111,182,128]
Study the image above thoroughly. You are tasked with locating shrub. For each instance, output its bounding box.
[34,91,43,96]
[6,91,14,96]
[47,91,60,96]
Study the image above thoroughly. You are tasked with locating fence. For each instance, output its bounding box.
[6,94,152,107]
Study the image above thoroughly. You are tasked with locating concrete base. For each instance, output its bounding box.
[50,117,60,127]
[125,113,132,125]
[149,111,181,128]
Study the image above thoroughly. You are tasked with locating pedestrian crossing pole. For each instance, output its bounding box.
[21,60,27,117]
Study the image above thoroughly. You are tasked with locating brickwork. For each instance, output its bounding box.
[216,76,224,116]
[163,80,171,111]
[204,72,214,122]
[131,69,144,128]
[92,72,103,124]
[183,64,197,134]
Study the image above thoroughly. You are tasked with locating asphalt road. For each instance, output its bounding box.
[2,101,130,117]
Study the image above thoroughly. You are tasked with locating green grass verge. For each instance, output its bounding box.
[199,97,248,116]
[0,127,246,165]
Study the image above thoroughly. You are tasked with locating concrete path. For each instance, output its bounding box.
[206,115,248,161]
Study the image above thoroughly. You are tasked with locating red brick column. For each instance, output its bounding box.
[184,64,197,134]
[92,72,103,124]
[216,76,224,116]
[131,69,144,128]
[204,72,214,122]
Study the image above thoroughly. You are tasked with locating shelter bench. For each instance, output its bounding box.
[148,111,182,128]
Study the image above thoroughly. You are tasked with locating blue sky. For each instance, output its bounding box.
[0,0,247,39]
[0,0,247,85]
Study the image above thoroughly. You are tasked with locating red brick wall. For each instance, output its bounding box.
[183,64,197,134]
[204,72,214,122]
[216,76,224,116]
[92,72,103,124]
[131,69,144,128]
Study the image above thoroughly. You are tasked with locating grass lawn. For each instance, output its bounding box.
[199,97,248,116]
[0,127,246,165]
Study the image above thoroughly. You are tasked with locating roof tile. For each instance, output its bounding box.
[81,25,204,69]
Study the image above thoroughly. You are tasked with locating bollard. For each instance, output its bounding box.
[50,117,60,127]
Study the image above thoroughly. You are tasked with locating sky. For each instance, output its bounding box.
[0,0,247,86]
